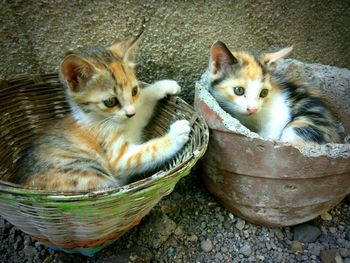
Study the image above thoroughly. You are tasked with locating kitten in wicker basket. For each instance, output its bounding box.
[208,41,340,144]
[14,33,191,191]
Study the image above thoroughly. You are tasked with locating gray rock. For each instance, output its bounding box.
[329,227,337,234]
[223,220,231,229]
[235,218,245,231]
[346,230,350,241]
[256,255,265,262]
[345,241,350,249]
[221,246,228,253]
[216,214,225,223]
[308,242,324,256]
[215,252,224,261]
[293,224,321,243]
[201,239,213,252]
[23,235,30,246]
[243,230,250,238]
[321,226,328,235]
[271,229,284,240]
[266,243,272,250]
[338,238,346,246]
[239,244,252,256]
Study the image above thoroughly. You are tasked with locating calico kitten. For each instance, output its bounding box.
[208,41,340,145]
[14,33,191,191]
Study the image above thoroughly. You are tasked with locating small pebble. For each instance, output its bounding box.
[174,226,184,236]
[161,205,172,214]
[266,243,272,250]
[207,202,217,208]
[221,246,228,253]
[329,227,337,234]
[216,214,225,223]
[223,220,231,229]
[229,213,234,220]
[239,244,252,256]
[320,211,332,221]
[308,242,323,256]
[243,230,250,238]
[291,241,303,252]
[201,239,213,252]
[215,252,223,260]
[257,255,265,261]
[235,219,245,231]
[346,230,350,241]
[321,226,328,234]
[188,234,198,243]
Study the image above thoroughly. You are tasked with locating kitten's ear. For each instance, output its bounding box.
[261,46,293,65]
[60,54,97,92]
[210,41,237,75]
[108,31,143,62]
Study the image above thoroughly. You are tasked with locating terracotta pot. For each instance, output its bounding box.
[194,72,350,227]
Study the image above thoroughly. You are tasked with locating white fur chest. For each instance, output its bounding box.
[258,91,291,140]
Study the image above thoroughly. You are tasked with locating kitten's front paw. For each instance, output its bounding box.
[170,120,191,148]
[155,80,181,98]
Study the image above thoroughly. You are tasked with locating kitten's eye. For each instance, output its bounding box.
[260,89,269,98]
[233,87,245,96]
[103,97,119,108]
[132,86,138,96]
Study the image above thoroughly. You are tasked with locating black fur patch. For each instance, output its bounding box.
[211,77,225,87]
[294,126,324,143]
[281,79,338,143]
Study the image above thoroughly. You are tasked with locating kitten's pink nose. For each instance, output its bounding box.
[247,107,257,114]
[124,105,136,118]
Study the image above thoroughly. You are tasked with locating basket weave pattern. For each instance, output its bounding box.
[0,74,208,254]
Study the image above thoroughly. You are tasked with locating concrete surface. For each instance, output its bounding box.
[0,0,349,103]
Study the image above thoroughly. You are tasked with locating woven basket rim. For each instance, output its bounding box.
[0,73,209,199]
[0,150,197,198]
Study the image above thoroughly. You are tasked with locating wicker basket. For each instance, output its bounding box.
[0,73,209,256]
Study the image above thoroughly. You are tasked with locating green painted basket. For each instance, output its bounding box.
[0,73,209,256]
